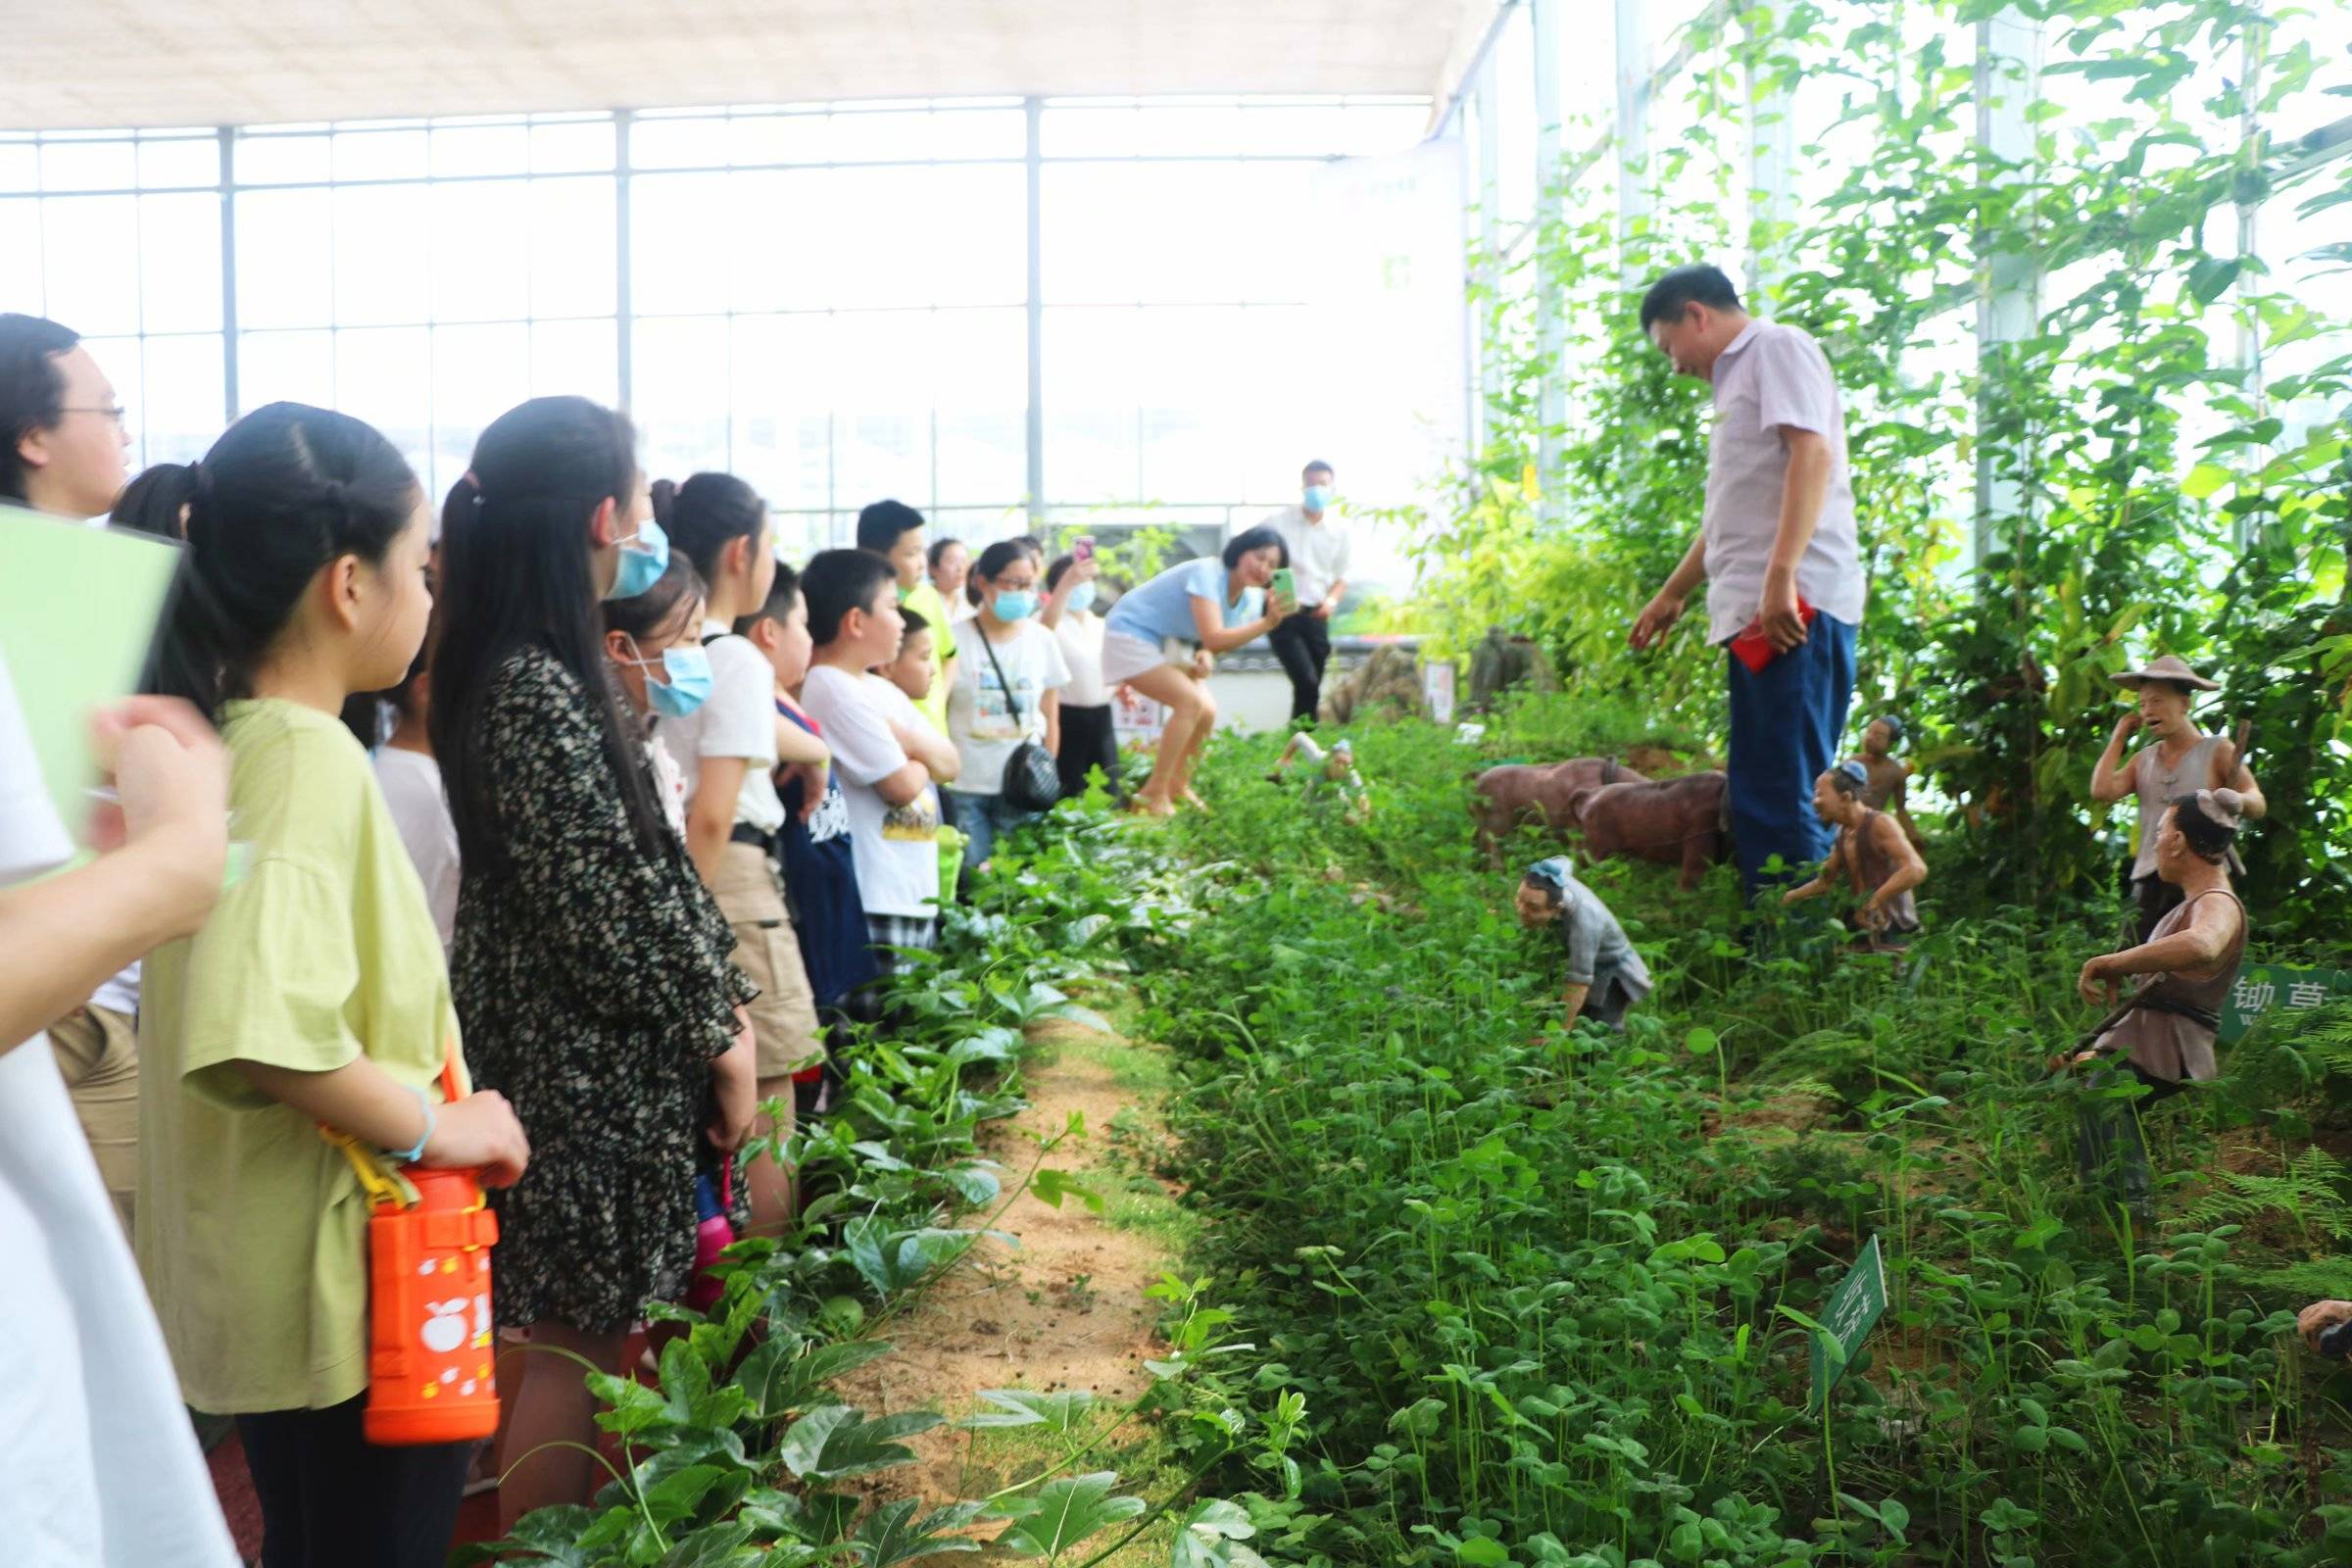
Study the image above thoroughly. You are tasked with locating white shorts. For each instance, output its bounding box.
[1101,629,1168,686]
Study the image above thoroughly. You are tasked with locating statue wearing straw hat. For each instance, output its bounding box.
[2089,655,2265,941]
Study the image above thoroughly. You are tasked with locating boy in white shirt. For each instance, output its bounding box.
[798,550,960,972]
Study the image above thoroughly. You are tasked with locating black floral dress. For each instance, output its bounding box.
[450,645,755,1332]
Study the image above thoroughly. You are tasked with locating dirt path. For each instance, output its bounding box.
[836,1007,1191,1513]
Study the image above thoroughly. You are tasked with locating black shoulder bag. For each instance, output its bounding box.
[977,629,1063,811]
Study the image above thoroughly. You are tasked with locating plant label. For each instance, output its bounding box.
[1810,1234,1888,1412]
[2220,963,2352,1044]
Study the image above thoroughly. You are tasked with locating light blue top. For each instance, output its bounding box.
[1104,556,1264,646]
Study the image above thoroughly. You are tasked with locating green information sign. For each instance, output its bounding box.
[2220,963,2352,1044]
[1809,1235,1888,1411]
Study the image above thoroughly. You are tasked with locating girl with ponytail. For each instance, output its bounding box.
[427,399,756,1531]
[138,402,531,1567]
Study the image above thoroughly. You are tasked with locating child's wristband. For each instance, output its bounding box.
[386,1083,434,1164]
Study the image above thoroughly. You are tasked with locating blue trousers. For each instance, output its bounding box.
[1725,612,1856,896]
[942,789,1038,872]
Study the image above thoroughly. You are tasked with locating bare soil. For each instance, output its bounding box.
[836,1017,1178,1505]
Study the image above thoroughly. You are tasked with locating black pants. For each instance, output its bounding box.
[2132,874,2182,943]
[236,1396,472,1568]
[2075,1061,2184,1219]
[1057,704,1122,802]
[1267,611,1332,725]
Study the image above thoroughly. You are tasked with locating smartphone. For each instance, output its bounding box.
[1271,566,1298,606]
[1073,535,1096,564]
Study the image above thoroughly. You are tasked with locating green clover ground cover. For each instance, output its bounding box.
[1113,701,2352,1567]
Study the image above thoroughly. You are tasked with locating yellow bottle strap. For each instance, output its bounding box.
[318,1126,419,1210]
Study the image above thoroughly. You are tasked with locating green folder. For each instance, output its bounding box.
[0,503,185,884]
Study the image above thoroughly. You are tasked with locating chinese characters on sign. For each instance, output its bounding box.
[2219,964,2352,1044]
[1809,1234,1888,1412]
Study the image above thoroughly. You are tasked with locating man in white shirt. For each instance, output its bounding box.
[1626,265,1863,898]
[1248,460,1351,725]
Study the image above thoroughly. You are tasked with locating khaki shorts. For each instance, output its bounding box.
[47,1002,139,1235]
[713,840,823,1078]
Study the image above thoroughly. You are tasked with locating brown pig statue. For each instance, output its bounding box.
[1565,771,1731,890]
[1470,758,1648,861]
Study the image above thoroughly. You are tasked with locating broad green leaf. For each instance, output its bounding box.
[1455,1539,1511,1567]
[960,1387,1097,1433]
[779,1405,943,1482]
[989,1472,1148,1559]
[2180,462,2233,500]
[851,1497,988,1566]
[1031,1167,1107,1214]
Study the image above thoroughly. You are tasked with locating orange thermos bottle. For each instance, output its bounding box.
[323,1054,502,1446]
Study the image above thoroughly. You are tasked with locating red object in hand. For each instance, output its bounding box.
[1729,596,1817,674]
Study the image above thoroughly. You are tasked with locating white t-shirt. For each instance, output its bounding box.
[800,664,941,919]
[948,619,1071,797]
[0,656,240,1568]
[1055,610,1110,708]
[1698,319,1865,645]
[1250,504,1353,609]
[371,746,461,954]
[658,622,785,835]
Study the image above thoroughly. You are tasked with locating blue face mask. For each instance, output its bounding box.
[1302,483,1333,514]
[636,644,712,719]
[992,589,1039,622]
[1065,581,1099,615]
[606,514,671,602]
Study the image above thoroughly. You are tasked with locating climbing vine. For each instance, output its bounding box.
[1391,0,2352,939]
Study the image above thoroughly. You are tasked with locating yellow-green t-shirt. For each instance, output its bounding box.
[137,699,466,1413]
[899,578,957,737]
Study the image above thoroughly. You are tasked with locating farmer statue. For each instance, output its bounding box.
[1851,713,1925,849]
[1514,858,1651,1031]
[1780,761,1927,952]
[2088,655,2264,940]
[2059,788,2250,1223]
[1269,733,1371,821]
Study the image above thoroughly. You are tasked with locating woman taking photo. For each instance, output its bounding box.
[1101,527,1292,816]
[429,396,755,1532]
[944,540,1071,871]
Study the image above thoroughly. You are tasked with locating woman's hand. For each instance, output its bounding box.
[2111,711,2142,744]
[421,1091,532,1189]
[1191,649,1213,680]
[784,759,829,822]
[2078,956,2118,1007]
[708,1017,757,1154]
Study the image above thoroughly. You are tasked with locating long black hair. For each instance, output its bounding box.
[113,462,198,539]
[150,402,420,722]
[430,395,668,876]
[651,471,767,588]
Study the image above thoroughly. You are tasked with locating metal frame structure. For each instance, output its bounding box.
[1440,0,2349,561]
[2,95,1426,546]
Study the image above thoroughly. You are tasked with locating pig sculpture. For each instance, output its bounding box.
[1470,758,1647,862]
[1566,771,1731,890]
